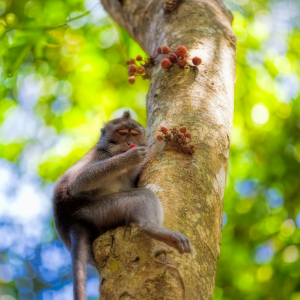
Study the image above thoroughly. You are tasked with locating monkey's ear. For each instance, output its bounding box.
[122,111,131,119]
[101,127,106,135]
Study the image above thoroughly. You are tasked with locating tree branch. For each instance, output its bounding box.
[4,3,99,34]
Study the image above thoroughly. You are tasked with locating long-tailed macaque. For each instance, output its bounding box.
[52,111,191,300]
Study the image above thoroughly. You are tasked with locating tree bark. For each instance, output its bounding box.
[93,1,236,299]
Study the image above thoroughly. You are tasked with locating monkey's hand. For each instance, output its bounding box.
[121,146,147,166]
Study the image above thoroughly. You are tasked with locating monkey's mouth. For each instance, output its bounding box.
[123,143,137,150]
[129,143,137,149]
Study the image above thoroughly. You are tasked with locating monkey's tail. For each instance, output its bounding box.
[70,226,91,300]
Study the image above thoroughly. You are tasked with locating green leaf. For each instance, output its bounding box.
[45,32,60,45]
[0,35,8,59]
[3,31,40,76]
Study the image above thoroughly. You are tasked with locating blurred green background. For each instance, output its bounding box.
[0,0,299,299]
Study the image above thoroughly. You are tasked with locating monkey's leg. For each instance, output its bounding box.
[128,189,192,254]
[78,189,191,254]
[70,225,94,300]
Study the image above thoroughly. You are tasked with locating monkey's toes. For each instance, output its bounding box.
[170,233,191,254]
[179,234,191,254]
[183,236,192,253]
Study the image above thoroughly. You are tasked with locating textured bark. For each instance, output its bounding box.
[93,0,236,299]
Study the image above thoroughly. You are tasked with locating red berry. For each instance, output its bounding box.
[126,60,131,65]
[178,57,187,67]
[169,53,178,63]
[161,58,171,69]
[160,126,168,133]
[128,64,136,72]
[176,45,187,57]
[128,65,136,76]
[157,135,164,141]
[130,58,135,64]
[157,46,163,54]
[180,126,187,134]
[136,66,145,74]
[186,133,191,139]
[162,46,171,54]
[128,76,135,84]
[128,70,135,76]
[136,55,143,61]
[192,56,202,66]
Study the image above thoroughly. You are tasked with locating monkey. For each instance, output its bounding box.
[52,111,191,300]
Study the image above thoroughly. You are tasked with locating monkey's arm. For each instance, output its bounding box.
[68,147,147,195]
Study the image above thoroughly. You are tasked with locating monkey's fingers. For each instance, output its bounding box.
[137,146,147,150]
[182,236,191,253]
[174,239,185,254]
[173,234,187,254]
[174,233,191,254]
[177,234,191,254]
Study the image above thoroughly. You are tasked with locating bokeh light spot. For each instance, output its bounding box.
[234,179,257,196]
[5,13,17,25]
[264,216,281,234]
[238,272,255,291]
[282,245,299,263]
[274,56,291,73]
[98,28,119,48]
[265,189,283,207]
[247,17,271,41]
[251,104,269,125]
[255,245,274,264]
[40,243,71,272]
[256,264,273,282]
[280,219,296,237]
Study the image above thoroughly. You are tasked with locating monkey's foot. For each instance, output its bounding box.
[161,231,191,254]
[141,226,191,254]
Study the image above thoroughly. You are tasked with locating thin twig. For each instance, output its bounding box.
[4,3,99,34]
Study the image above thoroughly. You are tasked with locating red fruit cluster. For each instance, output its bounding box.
[126,55,147,84]
[157,45,202,70]
[125,45,203,84]
[157,126,199,154]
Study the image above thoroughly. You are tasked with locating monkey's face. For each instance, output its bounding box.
[98,116,147,156]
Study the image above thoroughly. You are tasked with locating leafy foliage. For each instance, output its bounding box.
[0,0,299,299]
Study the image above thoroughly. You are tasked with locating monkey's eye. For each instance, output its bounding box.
[131,130,139,137]
[118,129,128,136]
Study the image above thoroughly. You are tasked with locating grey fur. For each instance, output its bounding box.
[52,112,191,300]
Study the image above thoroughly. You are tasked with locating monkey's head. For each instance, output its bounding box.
[98,111,147,155]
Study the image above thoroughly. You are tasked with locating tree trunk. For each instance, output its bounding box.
[93,1,236,299]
